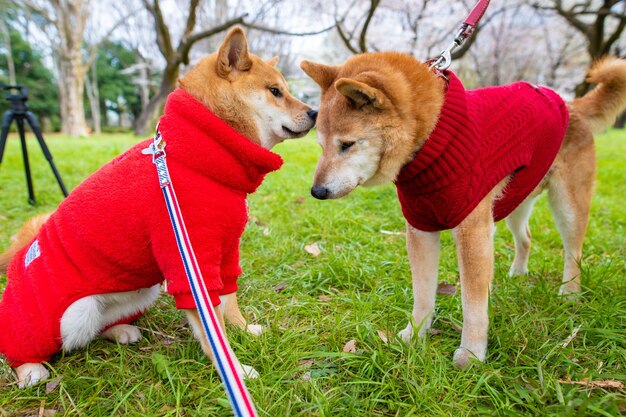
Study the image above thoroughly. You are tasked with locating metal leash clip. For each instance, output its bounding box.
[430,23,474,72]
[141,125,166,163]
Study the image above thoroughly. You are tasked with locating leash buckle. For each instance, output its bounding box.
[430,24,473,72]
[141,127,167,163]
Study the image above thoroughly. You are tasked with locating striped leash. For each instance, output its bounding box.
[143,128,258,417]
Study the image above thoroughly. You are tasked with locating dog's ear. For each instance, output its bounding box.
[335,78,386,109]
[217,26,252,77]
[300,60,338,91]
[266,56,280,66]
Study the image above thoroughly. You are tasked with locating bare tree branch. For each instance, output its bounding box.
[84,7,142,70]
[144,0,175,61]
[242,22,335,37]
[335,19,359,54]
[358,0,380,53]
[180,14,248,64]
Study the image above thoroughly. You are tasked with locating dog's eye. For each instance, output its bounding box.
[269,87,282,98]
[340,141,356,152]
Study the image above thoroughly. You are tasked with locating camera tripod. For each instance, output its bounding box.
[0,85,68,205]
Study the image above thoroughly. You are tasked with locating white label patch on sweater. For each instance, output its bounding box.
[24,240,41,267]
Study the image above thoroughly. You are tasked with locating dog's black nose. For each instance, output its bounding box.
[311,185,329,200]
[307,109,318,121]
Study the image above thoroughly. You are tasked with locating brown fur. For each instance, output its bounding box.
[302,53,626,367]
[180,29,313,148]
[302,53,445,189]
[0,213,50,274]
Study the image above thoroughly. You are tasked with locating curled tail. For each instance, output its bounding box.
[0,214,51,274]
[571,56,626,134]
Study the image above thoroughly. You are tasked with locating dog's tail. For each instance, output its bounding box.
[0,213,51,274]
[570,56,626,134]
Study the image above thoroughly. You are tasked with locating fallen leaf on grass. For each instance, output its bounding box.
[263,227,270,236]
[45,376,62,394]
[22,401,58,417]
[274,283,287,293]
[317,295,332,302]
[437,283,457,295]
[558,378,624,390]
[342,339,357,353]
[380,229,403,236]
[248,216,266,227]
[304,242,321,257]
[295,197,305,204]
[298,359,315,367]
[159,406,177,412]
[376,329,392,344]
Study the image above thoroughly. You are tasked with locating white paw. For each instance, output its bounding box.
[246,324,264,337]
[398,319,430,344]
[101,324,142,344]
[239,364,259,379]
[15,363,49,388]
[452,347,485,370]
[398,325,414,344]
[508,264,528,277]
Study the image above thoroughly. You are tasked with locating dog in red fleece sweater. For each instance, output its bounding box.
[302,53,626,369]
[0,27,316,388]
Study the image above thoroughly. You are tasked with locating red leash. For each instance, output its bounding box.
[430,0,491,71]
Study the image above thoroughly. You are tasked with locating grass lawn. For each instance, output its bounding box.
[0,130,624,416]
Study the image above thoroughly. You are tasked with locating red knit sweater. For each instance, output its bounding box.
[0,89,282,366]
[395,71,568,232]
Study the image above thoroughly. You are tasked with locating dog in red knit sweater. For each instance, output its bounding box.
[301,54,626,368]
[0,27,316,388]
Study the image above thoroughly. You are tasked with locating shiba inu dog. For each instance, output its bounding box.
[0,27,316,388]
[301,53,626,368]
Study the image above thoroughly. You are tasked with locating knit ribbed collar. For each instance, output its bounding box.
[157,89,283,194]
[395,71,478,191]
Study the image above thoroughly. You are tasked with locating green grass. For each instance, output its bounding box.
[0,130,625,416]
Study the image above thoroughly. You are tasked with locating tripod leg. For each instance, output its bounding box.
[25,112,69,198]
[0,111,14,164]
[16,117,36,205]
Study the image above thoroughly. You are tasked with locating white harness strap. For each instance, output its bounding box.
[144,128,258,417]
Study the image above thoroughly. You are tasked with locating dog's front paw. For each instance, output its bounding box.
[239,364,259,379]
[398,319,431,344]
[398,324,414,344]
[15,363,49,388]
[558,282,581,296]
[246,324,264,336]
[452,347,485,370]
[101,324,142,344]
[508,263,528,277]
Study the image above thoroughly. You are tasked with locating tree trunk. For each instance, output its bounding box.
[134,65,178,136]
[138,60,151,109]
[85,61,101,134]
[0,20,16,85]
[51,0,91,137]
[58,50,89,137]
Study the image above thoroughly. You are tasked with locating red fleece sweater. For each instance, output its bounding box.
[0,89,282,366]
[395,71,568,231]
